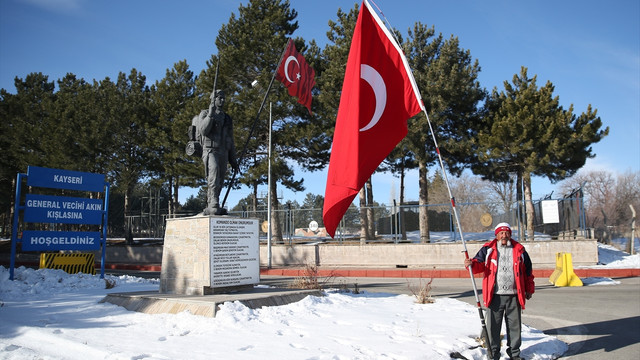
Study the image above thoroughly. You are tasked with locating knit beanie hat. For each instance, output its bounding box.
[494,222,511,236]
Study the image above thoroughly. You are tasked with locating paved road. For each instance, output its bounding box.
[108,269,639,359]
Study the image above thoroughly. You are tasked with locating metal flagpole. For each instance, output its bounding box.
[421,108,493,358]
[267,102,273,268]
[220,41,290,211]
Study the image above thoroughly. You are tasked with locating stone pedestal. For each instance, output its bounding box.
[160,215,259,295]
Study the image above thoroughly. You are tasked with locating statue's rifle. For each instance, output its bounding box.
[187,57,220,158]
[209,56,220,110]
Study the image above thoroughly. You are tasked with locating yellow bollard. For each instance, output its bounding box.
[548,252,564,285]
[549,252,582,287]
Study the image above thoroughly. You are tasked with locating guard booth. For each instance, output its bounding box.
[9,166,110,280]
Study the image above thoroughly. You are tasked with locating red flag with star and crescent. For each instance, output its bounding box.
[322,0,424,238]
[276,39,316,114]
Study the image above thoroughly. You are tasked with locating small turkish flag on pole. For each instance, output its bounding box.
[322,0,424,238]
[276,39,316,115]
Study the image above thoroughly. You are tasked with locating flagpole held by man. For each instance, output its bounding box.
[322,1,495,357]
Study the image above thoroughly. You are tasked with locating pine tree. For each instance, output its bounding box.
[107,69,155,243]
[472,67,609,239]
[2,73,56,169]
[316,4,359,119]
[50,74,110,173]
[403,25,485,242]
[149,60,199,215]
[0,73,59,229]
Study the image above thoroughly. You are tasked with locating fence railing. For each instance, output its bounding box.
[123,195,588,244]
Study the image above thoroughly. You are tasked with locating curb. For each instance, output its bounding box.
[103,263,163,272]
[259,267,640,278]
[6,262,639,278]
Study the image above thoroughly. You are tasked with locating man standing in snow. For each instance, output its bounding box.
[193,89,238,215]
[465,223,535,360]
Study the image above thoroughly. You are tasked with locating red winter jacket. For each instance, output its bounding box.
[468,239,535,309]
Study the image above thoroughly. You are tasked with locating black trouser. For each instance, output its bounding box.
[486,294,521,359]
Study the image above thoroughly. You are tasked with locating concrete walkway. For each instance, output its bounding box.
[101,287,322,318]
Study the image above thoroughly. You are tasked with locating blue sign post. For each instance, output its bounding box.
[10,166,110,280]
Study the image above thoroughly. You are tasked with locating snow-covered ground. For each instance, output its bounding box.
[1,244,637,360]
[597,242,640,267]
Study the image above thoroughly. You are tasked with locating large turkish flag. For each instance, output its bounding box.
[322,0,423,238]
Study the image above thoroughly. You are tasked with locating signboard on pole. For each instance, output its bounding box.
[541,200,560,224]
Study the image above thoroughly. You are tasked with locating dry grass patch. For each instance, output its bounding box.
[407,276,435,304]
[290,263,353,291]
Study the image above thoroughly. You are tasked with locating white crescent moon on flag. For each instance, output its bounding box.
[284,56,299,83]
[359,64,387,132]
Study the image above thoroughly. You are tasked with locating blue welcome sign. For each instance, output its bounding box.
[27,166,105,192]
[10,166,110,280]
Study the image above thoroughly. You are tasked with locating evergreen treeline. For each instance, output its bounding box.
[0,0,608,241]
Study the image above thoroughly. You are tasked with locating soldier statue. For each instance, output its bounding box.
[188,89,238,215]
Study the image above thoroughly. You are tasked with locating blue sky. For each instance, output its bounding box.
[1,0,638,208]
